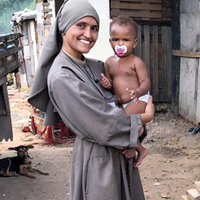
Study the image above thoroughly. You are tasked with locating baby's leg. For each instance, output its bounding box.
[123,100,148,167]
[124,100,146,137]
[134,142,149,167]
[122,143,149,167]
[124,100,146,115]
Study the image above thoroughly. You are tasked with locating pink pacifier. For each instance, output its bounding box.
[115,45,127,57]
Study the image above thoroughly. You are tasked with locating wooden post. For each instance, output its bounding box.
[171,0,180,116]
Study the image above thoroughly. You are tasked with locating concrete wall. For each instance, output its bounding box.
[179,6,200,124]
[180,0,199,13]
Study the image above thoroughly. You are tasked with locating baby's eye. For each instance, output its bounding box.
[124,39,129,42]
[112,38,118,42]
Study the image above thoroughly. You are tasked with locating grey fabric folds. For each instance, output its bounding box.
[28,0,99,125]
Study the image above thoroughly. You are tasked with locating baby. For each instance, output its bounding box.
[101,15,150,167]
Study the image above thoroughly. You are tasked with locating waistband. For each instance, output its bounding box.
[85,138,124,150]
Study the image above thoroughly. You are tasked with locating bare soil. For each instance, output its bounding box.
[0,89,200,200]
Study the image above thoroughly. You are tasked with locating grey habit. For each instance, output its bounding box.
[28,1,145,200]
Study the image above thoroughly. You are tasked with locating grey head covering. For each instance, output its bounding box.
[28,0,99,125]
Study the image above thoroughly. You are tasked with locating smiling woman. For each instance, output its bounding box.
[62,17,99,59]
[28,1,154,200]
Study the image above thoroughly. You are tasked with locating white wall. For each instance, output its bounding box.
[180,0,199,13]
[87,0,113,61]
[179,58,199,123]
[179,12,200,124]
[197,61,200,123]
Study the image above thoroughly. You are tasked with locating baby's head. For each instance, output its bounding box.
[109,15,138,57]
[110,15,138,38]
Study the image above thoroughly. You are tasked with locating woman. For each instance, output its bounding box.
[28,1,154,200]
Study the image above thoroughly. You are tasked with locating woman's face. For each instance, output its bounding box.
[62,16,99,59]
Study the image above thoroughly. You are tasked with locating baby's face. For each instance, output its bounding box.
[109,24,137,58]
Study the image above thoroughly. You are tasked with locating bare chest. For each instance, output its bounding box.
[108,60,137,80]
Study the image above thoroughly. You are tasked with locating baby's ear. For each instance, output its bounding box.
[133,39,137,48]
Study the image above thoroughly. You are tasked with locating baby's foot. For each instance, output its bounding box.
[134,148,149,167]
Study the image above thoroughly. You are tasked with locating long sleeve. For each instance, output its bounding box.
[48,68,142,148]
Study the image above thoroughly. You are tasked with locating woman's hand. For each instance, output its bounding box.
[140,96,154,124]
[122,147,136,159]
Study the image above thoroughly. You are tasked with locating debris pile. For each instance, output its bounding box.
[182,181,200,200]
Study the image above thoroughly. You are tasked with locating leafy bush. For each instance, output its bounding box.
[0,0,35,34]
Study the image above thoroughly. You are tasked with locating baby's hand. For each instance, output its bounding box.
[122,148,136,159]
[126,88,139,103]
[101,73,112,89]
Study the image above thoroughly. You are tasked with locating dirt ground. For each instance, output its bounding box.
[0,89,200,200]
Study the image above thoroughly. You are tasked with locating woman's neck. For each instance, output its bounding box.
[62,49,85,64]
[61,44,83,59]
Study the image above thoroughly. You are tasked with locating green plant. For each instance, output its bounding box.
[0,0,35,34]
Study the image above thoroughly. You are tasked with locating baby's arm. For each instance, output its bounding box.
[101,62,112,89]
[133,57,150,98]
[101,73,112,89]
[125,58,150,100]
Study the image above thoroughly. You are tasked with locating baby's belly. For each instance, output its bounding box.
[112,77,139,104]
[113,84,135,104]
[115,93,131,104]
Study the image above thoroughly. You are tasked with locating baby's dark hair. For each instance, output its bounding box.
[110,15,138,38]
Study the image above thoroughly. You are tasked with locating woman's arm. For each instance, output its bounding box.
[48,69,154,148]
[140,96,154,124]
